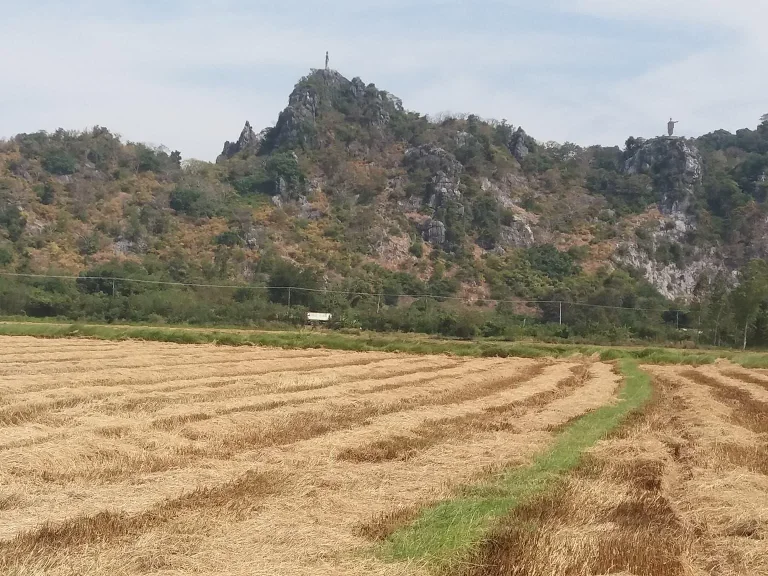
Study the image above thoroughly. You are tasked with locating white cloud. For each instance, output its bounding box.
[565,0,766,31]
[558,0,768,142]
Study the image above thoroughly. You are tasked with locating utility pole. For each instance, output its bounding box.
[696,313,701,346]
[676,311,680,330]
[288,287,292,308]
[559,301,563,325]
[377,294,381,314]
[112,280,116,297]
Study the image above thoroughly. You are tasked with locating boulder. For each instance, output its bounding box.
[422,219,446,245]
[297,195,324,220]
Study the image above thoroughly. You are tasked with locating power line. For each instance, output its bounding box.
[0,271,691,314]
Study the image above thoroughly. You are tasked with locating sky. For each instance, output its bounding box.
[1,0,765,161]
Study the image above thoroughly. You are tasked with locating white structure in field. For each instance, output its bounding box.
[307,312,332,322]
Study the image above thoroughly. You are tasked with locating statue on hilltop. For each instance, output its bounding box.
[325,51,329,71]
[668,117,679,137]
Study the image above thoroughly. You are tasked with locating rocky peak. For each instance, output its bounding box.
[264,69,404,152]
[508,127,530,162]
[623,137,703,213]
[217,121,263,162]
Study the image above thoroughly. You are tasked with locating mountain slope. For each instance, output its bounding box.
[1,69,768,342]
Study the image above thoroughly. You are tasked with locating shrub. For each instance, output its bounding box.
[215,231,243,247]
[169,187,216,217]
[36,182,56,205]
[409,240,424,258]
[0,246,12,266]
[525,245,579,279]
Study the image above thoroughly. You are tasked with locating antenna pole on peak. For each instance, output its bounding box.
[325,51,329,71]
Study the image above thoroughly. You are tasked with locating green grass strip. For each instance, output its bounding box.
[1,321,767,367]
[379,359,652,568]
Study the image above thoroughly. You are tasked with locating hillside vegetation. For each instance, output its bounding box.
[2,68,768,346]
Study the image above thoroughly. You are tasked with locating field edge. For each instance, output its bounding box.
[2,322,767,366]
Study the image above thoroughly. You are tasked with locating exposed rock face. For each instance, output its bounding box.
[113,237,148,255]
[374,234,411,268]
[243,226,264,250]
[405,145,463,208]
[297,195,323,220]
[455,131,473,148]
[270,81,322,150]
[623,137,703,213]
[610,138,711,297]
[422,219,446,245]
[508,127,530,162]
[275,177,288,199]
[500,220,536,248]
[478,177,536,248]
[218,121,262,161]
[613,207,727,299]
[616,242,726,300]
[381,92,404,113]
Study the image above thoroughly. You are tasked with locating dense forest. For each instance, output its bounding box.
[2,68,768,347]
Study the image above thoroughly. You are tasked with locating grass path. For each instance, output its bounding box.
[378,360,652,569]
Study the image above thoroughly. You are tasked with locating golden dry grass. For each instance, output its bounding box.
[0,336,615,576]
[0,470,284,570]
[338,364,592,463]
[449,363,768,576]
[2,337,766,576]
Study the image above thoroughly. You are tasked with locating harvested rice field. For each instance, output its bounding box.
[456,363,768,576]
[0,336,766,575]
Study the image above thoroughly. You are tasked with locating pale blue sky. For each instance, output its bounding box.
[1,0,765,160]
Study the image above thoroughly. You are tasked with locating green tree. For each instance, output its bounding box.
[36,182,56,205]
[169,187,219,217]
[136,145,161,173]
[698,272,732,346]
[731,259,768,349]
[525,245,579,280]
[0,203,27,242]
[42,151,76,175]
[266,152,305,193]
[0,246,12,267]
[267,261,320,307]
[170,187,201,214]
[472,194,501,249]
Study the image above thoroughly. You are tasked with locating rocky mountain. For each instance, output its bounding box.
[1,68,768,340]
[217,68,767,301]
